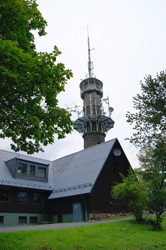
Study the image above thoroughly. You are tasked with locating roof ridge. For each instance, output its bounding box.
[52,138,117,162]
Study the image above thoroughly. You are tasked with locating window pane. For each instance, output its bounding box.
[33,193,42,204]
[18,192,27,203]
[0,216,4,224]
[17,163,27,175]
[37,167,46,178]
[30,165,35,177]
[88,92,92,97]
[18,216,27,224]
[30,216,37,223]
[0,190,10,202]
[110,192,114,199]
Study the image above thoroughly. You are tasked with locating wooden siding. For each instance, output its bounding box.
[50,195,86,215]
[88,140,130,213]
[50,141,130,215]
[0,186,51,214]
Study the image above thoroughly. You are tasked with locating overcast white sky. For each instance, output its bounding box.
[2,0,166,168]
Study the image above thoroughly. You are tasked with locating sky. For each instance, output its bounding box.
[2,0,166,169]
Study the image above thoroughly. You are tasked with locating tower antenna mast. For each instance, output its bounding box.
[87,26,94,78]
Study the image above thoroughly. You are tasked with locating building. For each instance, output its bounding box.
[0,150,52,226]
[0,35,130,226]
[0,138,130,226]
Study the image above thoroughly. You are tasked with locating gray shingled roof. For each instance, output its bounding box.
[48,138,117,199]
[0,150,53,190]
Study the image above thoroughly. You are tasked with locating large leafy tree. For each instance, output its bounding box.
[137,141,166,230]
[126,71,166,229]
[0,0,73,154]
[126,71,166,147]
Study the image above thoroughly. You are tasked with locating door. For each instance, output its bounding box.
[73,203,84,222]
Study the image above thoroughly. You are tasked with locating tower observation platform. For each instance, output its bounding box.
[74,32,114,149]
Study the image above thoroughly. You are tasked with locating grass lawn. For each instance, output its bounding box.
[0,218,166,250]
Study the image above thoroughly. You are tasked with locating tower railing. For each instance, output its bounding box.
[85,72,96,79]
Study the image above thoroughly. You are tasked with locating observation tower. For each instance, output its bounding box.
[74,34,114,149]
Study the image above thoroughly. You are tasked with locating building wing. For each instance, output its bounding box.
[0,150,53,190]
[49,138,117,199]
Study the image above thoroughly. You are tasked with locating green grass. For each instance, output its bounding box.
[0,218,166,250]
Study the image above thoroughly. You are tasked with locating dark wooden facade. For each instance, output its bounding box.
[88,140,129,213]
[0,186,51,215]
[50,140,130,220]
[50,195,84,215]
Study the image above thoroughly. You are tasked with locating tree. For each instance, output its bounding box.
[111,168,147,222]
[126,71,166,147]
[126,71,166,229]
[0,0,73,154]
[137,141,166,230]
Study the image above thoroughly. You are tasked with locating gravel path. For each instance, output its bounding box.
[0,216,134,233]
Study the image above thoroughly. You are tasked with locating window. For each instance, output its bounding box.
[18,191,28,203]
[16,160,48,181]
[30,216,37,224]
[33,193,42,204]
[0,216,4,224]
[37,167,46,178]
[17,162,27,175]
[110,192,114,199]
[96,83,100,89]
[110,185,115,199]
[18,216,27,224]
[0,190,10,202]
[87,92,92,97]
[29,165,35,177]
[6,158,49,181]
[97,93,101,98]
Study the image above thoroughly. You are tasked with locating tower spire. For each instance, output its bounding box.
[87,26,94,78]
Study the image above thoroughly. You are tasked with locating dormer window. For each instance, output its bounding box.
[38,167,46,178]
[17,162,27,175]
[17,160,48,182]
[30,165,35,177]
[5,158,49,182]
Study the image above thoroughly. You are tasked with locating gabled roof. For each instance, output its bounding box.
[0,138,120,195]
[0,150,53,191]
[48,138,117,199]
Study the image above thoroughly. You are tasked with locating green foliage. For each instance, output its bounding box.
[126,71,166,147]
[137,142,166,230]
[0,0,73,154]
[0,0,47,53]
[111,168,147,222]
[126,71,166,229]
